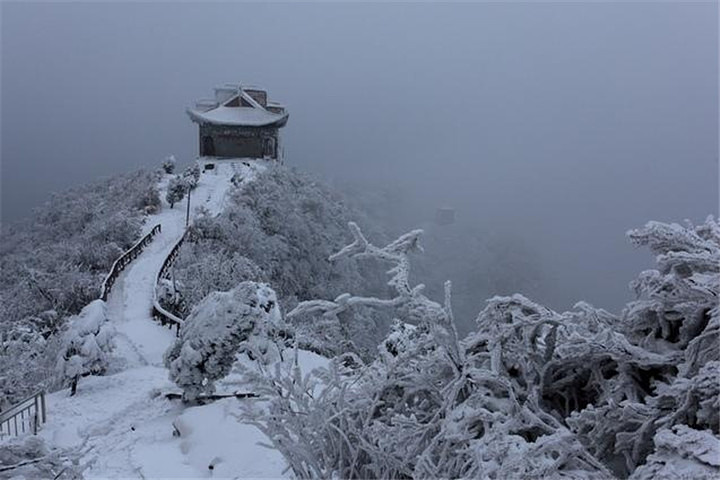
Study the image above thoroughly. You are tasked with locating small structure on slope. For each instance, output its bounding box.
[435,207,455,226]
[187,84,288,161]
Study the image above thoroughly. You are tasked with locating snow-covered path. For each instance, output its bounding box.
[107,161,263,367]
[40,160,300,478]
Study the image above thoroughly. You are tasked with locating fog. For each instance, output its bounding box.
[2,2,717,316]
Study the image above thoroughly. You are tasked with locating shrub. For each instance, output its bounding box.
[241,217,720,479]
[161,155,176,174]
[164,282,288,402]
[135,185,161,214]
[166,176,187,209]
[55,300,114,395]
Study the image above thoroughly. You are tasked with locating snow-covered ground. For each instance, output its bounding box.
[38,159,328,478]
[40,367,290,478]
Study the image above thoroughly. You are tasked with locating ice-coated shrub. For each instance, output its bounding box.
[0,434,86,478]
[156,278,187,319]
[164,281,288,402]
[135,185,161,214]
[0,315,57,409]
[55,300,114,396]
[164,249,265,317]
[629,425,720,480]
[242,217,720,479]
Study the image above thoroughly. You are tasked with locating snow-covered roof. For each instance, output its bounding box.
[187,105,288,127]
[187,84,288,128]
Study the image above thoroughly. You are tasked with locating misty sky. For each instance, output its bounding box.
[1,2,718,314]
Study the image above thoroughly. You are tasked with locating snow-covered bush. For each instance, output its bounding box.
[242,217,720,479]
[161,155,176,174]
[0,314,59,409]
[164,282,288,402]
[0,434,86,478]
[630,425,720,480]
[55,300,114,396]
[156,278,187,319]
[77,211,142,270]
[165,175,187,209]
[163,249,264,317]
[135,185,161,214]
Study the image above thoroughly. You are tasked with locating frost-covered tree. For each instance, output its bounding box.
[166,175,187,209]
[242,217,720,479]
[164,282,288,402]
[161,155,176,174]
[55,300,114,396]
[182,163,201,190]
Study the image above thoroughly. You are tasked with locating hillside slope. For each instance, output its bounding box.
[30,161,327,478]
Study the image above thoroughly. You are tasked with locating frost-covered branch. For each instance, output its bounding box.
[289,222,425,320]
[328,221,423,296]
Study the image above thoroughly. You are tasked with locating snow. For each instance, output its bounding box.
[187,105,288,127]
[161,399,287,478]
[40,366,292,478]
[36,159,316,478]
[40,353,328,478]
[239,91,265,111]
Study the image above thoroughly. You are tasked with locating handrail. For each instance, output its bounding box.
[0,391,46,439]
[151,229,189,334]
[100,224,162,301]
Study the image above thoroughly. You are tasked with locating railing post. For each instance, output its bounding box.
[33,396,38,434]
[40,392,46,424]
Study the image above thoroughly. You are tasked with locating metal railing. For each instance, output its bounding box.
[0,391,46,439]
[151,230,188,334]
[99,224,162,301]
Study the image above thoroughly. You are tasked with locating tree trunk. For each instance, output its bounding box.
[70,375,78,396]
